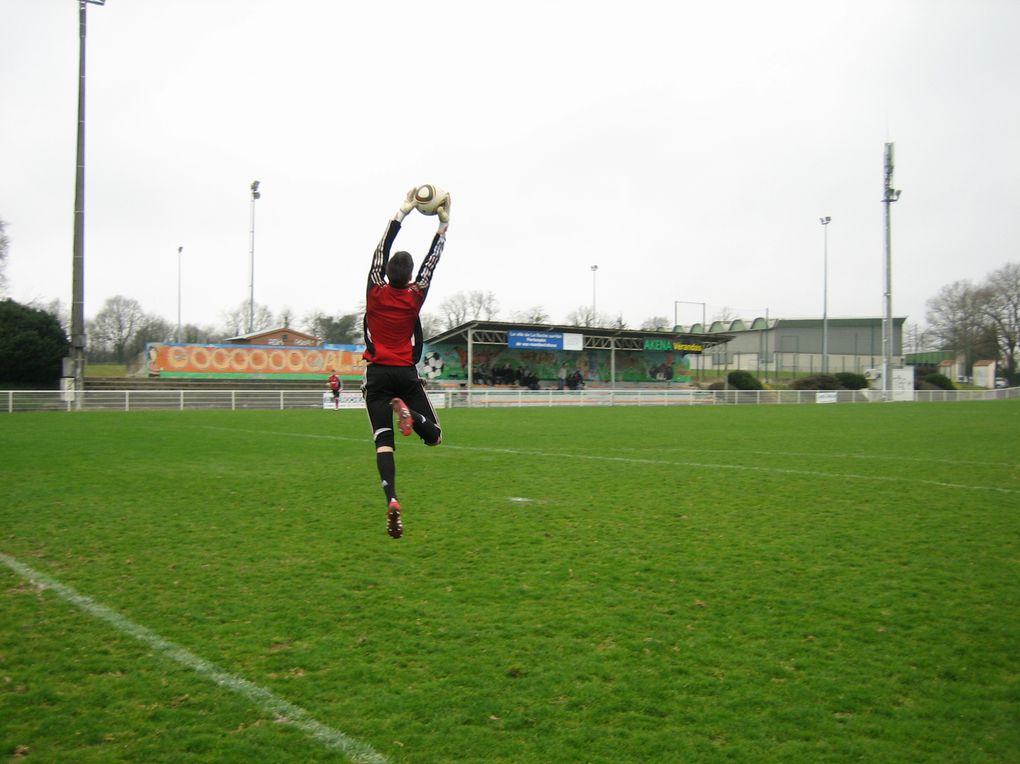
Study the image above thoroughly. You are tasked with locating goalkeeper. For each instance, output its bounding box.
[361,189,450,539]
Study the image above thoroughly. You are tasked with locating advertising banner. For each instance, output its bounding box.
[508,330,565,350]
[643,338,704,354]
[507,331,583,350]
[322,392,365,409]
[146,343,366,379]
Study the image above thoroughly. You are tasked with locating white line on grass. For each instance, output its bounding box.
[197,426,1020,496]
[652,447,1019,470]
[0,552,387,764]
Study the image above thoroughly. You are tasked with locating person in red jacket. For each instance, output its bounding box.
[327,370,342,409]
[362,189,449,539]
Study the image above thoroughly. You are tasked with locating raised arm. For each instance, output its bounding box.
[414,194,451,299]
[366,190,418,293]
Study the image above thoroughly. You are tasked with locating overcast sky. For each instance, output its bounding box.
[2,0,1018,334]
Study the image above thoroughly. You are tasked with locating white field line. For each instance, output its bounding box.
[197,426,1020,495]
[655,447,1019,470]
[0,552,387,764]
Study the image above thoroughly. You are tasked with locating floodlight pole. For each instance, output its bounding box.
[882,143,901,397]
[590,265,598,326]
[248,180,260,333]
[176,246,183,342]
[820,216,831,374]
[70,0,106,403]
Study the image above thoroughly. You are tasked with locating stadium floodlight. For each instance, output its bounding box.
[820,216,831,374]
[882,144,901,396]
[248,181,260,333]
[176,246,183,342]
[70,0,108,403]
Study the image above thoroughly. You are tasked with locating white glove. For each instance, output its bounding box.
[397,187,417,219]
[436,194,451,226]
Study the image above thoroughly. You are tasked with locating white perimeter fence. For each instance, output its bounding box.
[2,386,1018,413]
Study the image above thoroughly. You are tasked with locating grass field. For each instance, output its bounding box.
[1,402,1018,763]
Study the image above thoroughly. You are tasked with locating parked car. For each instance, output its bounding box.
[995,377,1008,388]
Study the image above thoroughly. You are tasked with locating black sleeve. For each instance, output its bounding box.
[367,219,401,294]
[413,231,445,300]
[412,319,425,364]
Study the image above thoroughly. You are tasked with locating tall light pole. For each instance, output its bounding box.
[70,0,106,399]
[248,180,260,333]
[590,265,598,326]
[882,144,901,396]
[176,246,183,342]
[820,216,831,374]
[674,300,707,379]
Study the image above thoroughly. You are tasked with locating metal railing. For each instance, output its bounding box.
[2,386,1017,413]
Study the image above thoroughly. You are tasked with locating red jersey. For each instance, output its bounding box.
[364,284,426,366]
[328,374,340,391]
[363,219,444,366]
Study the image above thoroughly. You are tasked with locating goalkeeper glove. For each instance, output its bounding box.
[437,195,451,225]
[397,187,417,221]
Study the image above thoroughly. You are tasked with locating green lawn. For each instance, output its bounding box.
[1,402,1018,762]
[84,363,131,378]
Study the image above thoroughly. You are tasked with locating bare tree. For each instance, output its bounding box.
[508,306,550,324]
[179,323,222,344]
[641,316,671,331]
[221,301,274,336]
[129,315,173,358]
[925,280,998,369]
[467,290,499,320]
[567,306,620,326]
[978,262,1020,377]
[88,295,147,362]
[436,290,500,331]
[565,307,619,328]
[902,322,936,354]
[420,312,443,339]
[565,306,595,327]
[712,306,737,325]
[437,292,470,331]
[38,298,69,337]
[302,310,361,345]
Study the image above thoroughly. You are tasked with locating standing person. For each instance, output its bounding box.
[327,369,342,409]
[362,189,450,539]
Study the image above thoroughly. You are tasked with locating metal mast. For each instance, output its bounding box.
[882,143,902,396]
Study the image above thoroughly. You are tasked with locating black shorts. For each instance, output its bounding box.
[363,364,440,447]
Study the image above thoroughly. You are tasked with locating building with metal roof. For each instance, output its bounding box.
[422,321,731,388]
[673,316,905,379]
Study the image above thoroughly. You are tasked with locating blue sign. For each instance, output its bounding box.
[508,330,564,349]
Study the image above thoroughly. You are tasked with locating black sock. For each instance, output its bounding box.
[409,409,442,444]
[376,451,396,502]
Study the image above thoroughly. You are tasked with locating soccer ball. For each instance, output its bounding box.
[420,351,445,379]
[412,184,449,216]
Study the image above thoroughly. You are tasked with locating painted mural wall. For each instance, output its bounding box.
[146,343,366,380]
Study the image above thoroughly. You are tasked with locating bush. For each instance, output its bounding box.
[922,373,955,390]
[834,372,869,390]
[0,299,70,387]
[791,374,843,390]
[727,370,763,390]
